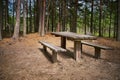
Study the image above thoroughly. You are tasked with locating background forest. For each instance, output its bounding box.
[0,1,120,79]
[0,0,120,40]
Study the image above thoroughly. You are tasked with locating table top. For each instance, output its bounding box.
[51,32,97,40]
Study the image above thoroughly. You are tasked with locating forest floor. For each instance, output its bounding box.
[0,33,120,80]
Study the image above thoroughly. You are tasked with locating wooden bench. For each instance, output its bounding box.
[81,41,113,59]
[39,41,66,63]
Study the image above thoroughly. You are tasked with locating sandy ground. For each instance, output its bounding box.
[0,33,120,80]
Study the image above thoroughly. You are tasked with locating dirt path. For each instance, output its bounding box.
[0,33,120,80]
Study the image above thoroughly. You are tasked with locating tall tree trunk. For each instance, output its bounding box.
[46,12,49,32]
[38,0,42,34]
[70,0,78,32]
[84,0,87,34]
[36,0,39,32]
[5,0,9,31]
[39,0,45,36]
[114,11,117,38]
[90,0,93,34]
[6,0,9,24]
[26,0,29,33]
[74,0,78,32]
[29,0,32,32]
[99,0,102,37]
[51,0,55,32]
[62,0,66,31]
[109,0,112,38]
[13,0,15,25]
[59,0,62,31]
[56,0,62,32]
[45,0,50,32]
[0,0,2,40]
[34,0,37,32]
[117,0,120,40]
[40,0,46,36]
[12,0,15,33]
[23,0,27,36]
[12,0,21,39]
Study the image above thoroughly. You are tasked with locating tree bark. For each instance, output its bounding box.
[26,0,29,33]
[51,0,55,32]
[90,0,93,34]
[45,0,50,32]
[99,0,102,37]
[5,0,9,31]
[12,0,21,39]
[35,0,39,32]
[12,0,15,34]
[117,0,120,40]
[84,1,87,34]
[38,0,42,34]
[23,0,27,36]
[33,0,37,32]
[39,0,45,36]
[109,0,112,38]
[40,0,46,36]
[0,0,2,40]
[70,0,78,32]
[57,0,62,32]
[62,0,66,31]
[29,0,32,32]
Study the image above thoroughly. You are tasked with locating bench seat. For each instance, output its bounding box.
[81,41,113,59]
[39,41,66,63]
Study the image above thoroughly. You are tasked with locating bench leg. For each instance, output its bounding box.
[81,43,83,54]
[61,37,66,49]
[94,47,101,59]
[52,51,57,63]
[43,45,47,52]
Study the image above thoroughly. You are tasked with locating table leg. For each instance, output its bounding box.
[94,47,101,59]
[61,37,66,49]
[74,41,82,61]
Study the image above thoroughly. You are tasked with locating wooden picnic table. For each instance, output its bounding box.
[51,32,97,61]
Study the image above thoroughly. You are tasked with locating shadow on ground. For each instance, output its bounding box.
[38,48,53,63]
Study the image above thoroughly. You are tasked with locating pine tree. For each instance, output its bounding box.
[12,0,21,39]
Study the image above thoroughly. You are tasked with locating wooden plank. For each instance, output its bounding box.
[39,41,67,63]
[51,32,97,40]
[81,41,112,50]
[81,41,113,59]
[39,41,66,52]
